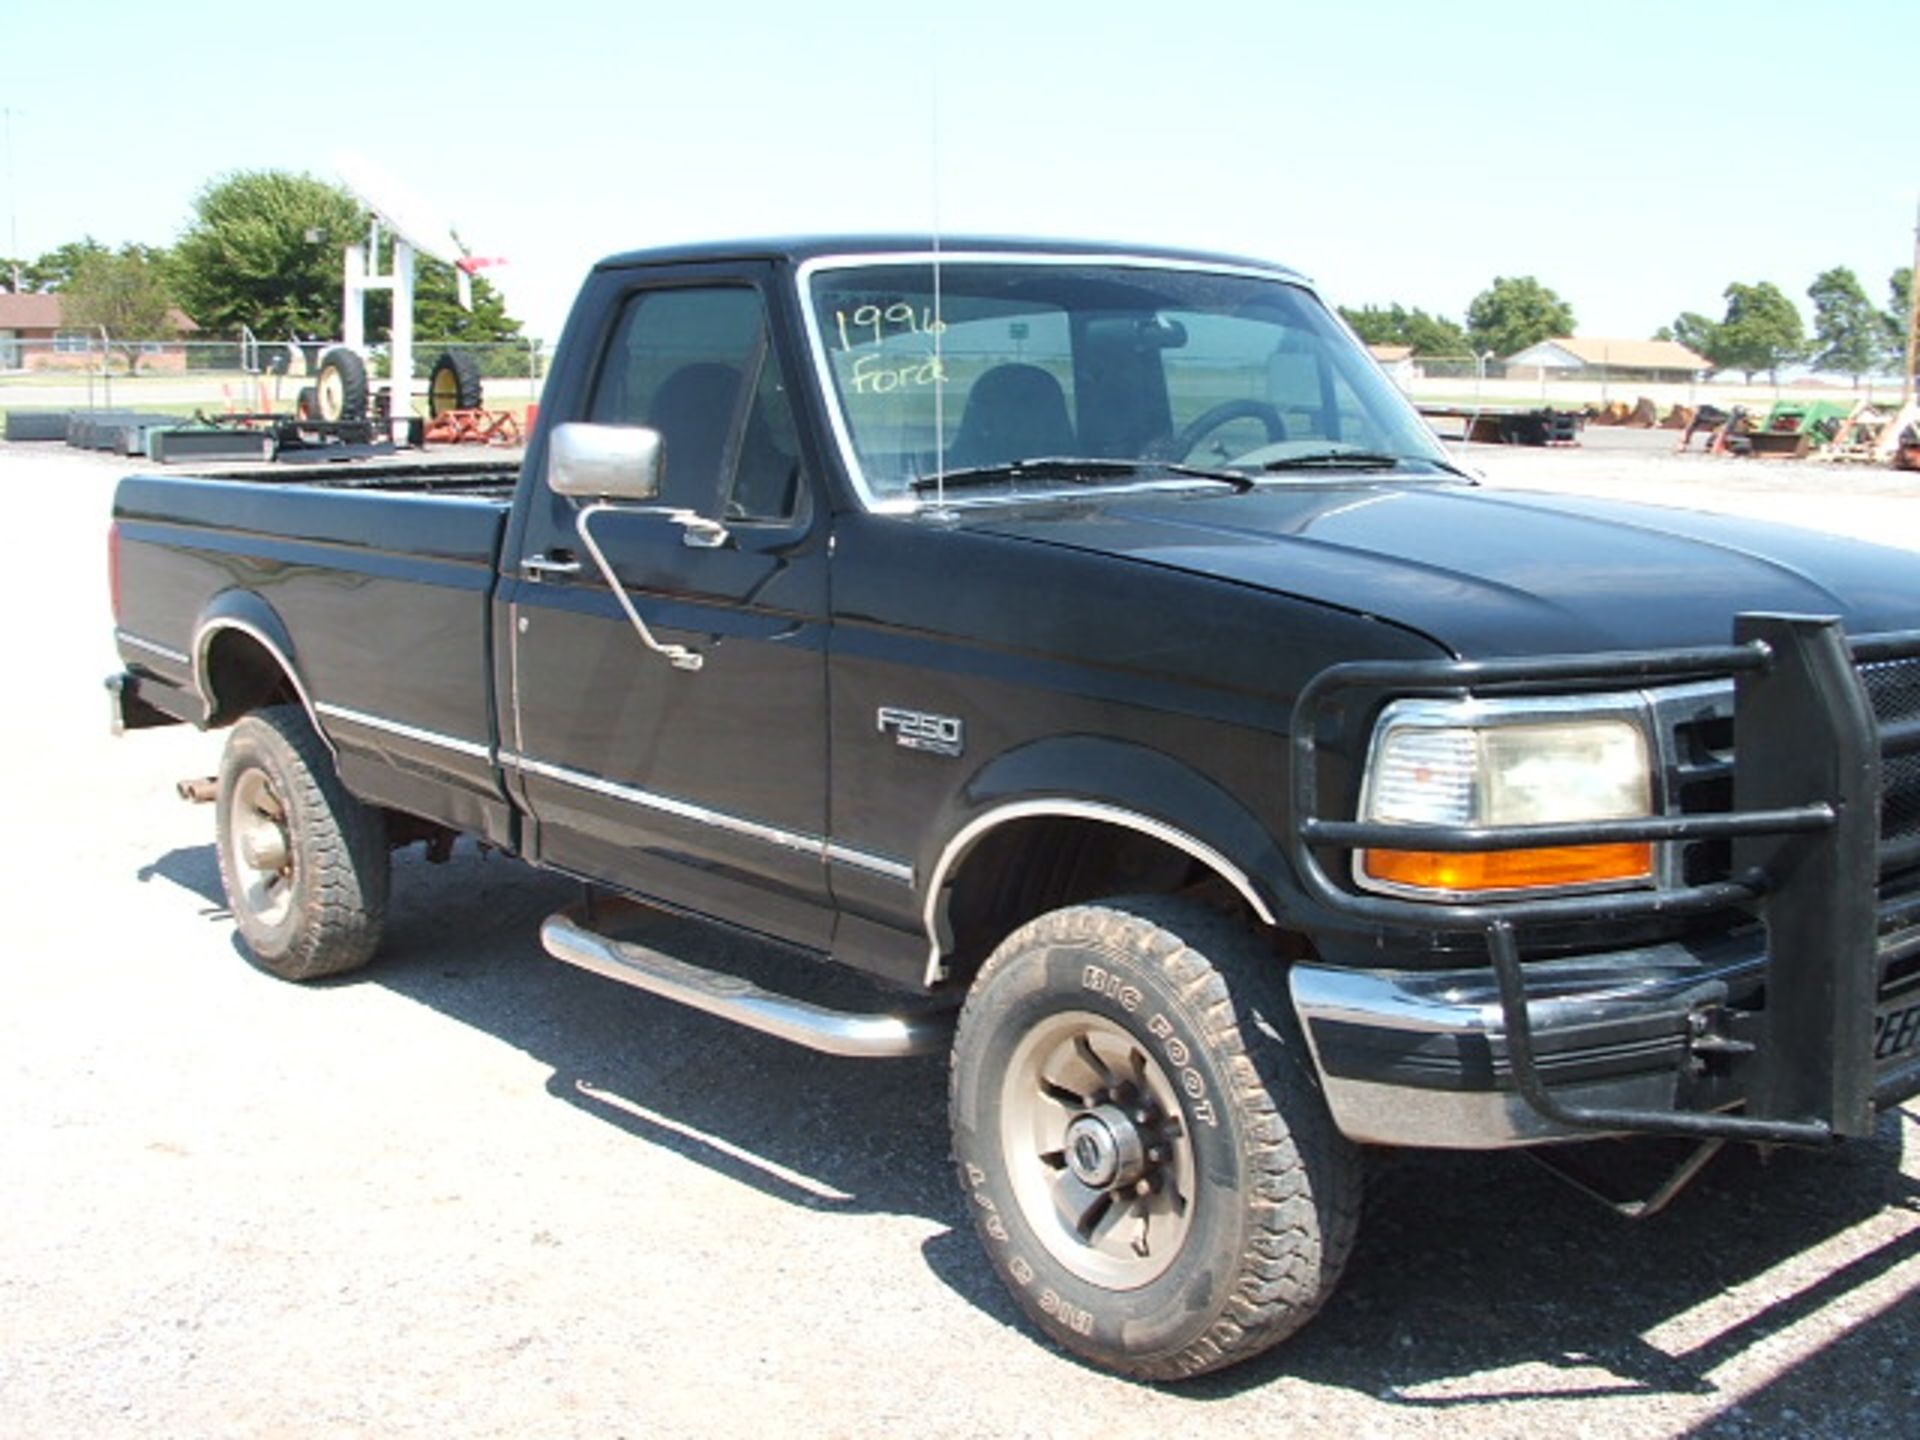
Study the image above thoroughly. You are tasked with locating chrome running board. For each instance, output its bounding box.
[540,901,954,1059]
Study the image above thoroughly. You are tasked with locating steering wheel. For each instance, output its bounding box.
[1165,400,1287,460]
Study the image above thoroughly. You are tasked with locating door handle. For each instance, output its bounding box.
[521,554,583,580]
[674,515,730,550]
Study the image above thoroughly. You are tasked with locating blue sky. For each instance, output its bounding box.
[3,0,1911,344]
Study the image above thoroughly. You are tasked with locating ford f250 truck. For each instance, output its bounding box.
[109,237,1920,1380]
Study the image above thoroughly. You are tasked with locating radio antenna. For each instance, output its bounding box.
[929,34,948,515]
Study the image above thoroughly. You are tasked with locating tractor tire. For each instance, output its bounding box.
[294,386,318,422]
[949,896,1360,1380]
[428,349,484,417]
[314,347,370,422]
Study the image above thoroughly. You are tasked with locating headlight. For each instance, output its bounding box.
[1356,695,1655,898]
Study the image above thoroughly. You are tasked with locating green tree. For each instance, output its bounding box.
[1402,310,1469,357]
[1339,303,1468,356]
[1885,266,1915,374]
[369,254,523,345]
[1807,266,1880,383]
[1465,276,1575,358]
[171,170,367,337]
[1340,304,1402,345]
[1708,281,1804,384]
[5,236,110,293]
[1653,311,1719,366]
[172,168,526,353]
[59,245,183,370]
[355,254,527,378]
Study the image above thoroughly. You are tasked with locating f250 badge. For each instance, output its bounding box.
[877,706,964,758]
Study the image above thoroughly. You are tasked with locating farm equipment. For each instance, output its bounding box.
[1747,399,1855,460]
[422,405,523,447]
[1677,404,1753,454]
[306,155,508,447]
[1416,403,1583,445]
[1822,401,1919,465]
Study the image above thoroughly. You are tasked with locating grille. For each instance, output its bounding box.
[1656,659,1920,884]
[1860,656,1920,723]
[1860,658,1920,849]
[1658,685,1735,886]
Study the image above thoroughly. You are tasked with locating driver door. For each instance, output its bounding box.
[501,273,834,948]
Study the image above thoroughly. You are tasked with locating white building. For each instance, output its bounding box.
[1504,337,1709,383]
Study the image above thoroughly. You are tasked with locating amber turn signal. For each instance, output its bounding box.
[1360,842,1653,895]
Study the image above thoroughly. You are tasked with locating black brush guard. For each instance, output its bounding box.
[1290,613,1920,1146]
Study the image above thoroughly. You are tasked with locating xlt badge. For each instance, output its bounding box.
[877,706,964,758]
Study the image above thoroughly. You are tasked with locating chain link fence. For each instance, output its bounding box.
[5,332,1894,428]
[1375,352,1894,416]
[0,333,548,416]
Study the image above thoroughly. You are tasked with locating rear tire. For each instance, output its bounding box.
[215,706,389,980]
[428,349,483,416]
[949,897,1359,1380]
[314,347,369,422]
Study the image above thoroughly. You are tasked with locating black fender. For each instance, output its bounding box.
[920,736,1297,981]
[191,589,329,744]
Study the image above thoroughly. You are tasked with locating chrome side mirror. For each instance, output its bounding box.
[548,422,664,501]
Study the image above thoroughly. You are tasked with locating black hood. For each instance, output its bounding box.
[966,481,1920,659]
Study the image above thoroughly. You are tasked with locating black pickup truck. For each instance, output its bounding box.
[109,236,1920,1380]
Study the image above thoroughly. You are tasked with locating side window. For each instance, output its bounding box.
[586,287,766,508]
[725,351,806,523]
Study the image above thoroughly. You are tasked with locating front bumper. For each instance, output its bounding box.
[1291,932,1920,1148]
[1288,614,1920,1148]
[1291,942,1728,1148]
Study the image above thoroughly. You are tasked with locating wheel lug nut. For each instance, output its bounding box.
[1147,1146,1167,1163]
[1133,1109,1151,1125]
[1134,1179,1152,1196]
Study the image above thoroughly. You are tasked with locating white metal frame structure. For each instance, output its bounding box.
[335,154,475,446]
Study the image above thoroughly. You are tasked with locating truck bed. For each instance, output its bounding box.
[168,450,524,499]
[113,458,518,847]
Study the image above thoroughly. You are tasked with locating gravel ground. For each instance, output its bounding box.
[2,438,1916,1439]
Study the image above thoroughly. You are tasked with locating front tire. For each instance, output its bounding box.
[949,898,1359,1380]
[215,706,389,980]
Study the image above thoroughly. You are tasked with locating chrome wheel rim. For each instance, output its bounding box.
[999,1009,1195,1289]
[228,768,294,927]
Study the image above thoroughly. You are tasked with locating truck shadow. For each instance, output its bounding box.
[1163,1116,1919,1413]
[368,844,960,1225]
[139,840,1920,1414]
[136,843,229,917]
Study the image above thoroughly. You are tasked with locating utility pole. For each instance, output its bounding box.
[2,107,20,293]
[1906,195,1920,410]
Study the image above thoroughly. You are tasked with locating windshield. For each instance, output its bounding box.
[803,255,1449,507]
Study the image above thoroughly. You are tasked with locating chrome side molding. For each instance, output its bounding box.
[541,901,954,1059]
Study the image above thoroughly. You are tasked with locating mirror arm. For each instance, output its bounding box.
[573,502,705,672]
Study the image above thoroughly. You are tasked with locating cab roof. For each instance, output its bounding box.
[591,235,1308,283]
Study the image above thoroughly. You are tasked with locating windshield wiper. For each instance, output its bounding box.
[910,456,1252,494]
[1256,449,1406,472]
[1254,449,1476,481]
